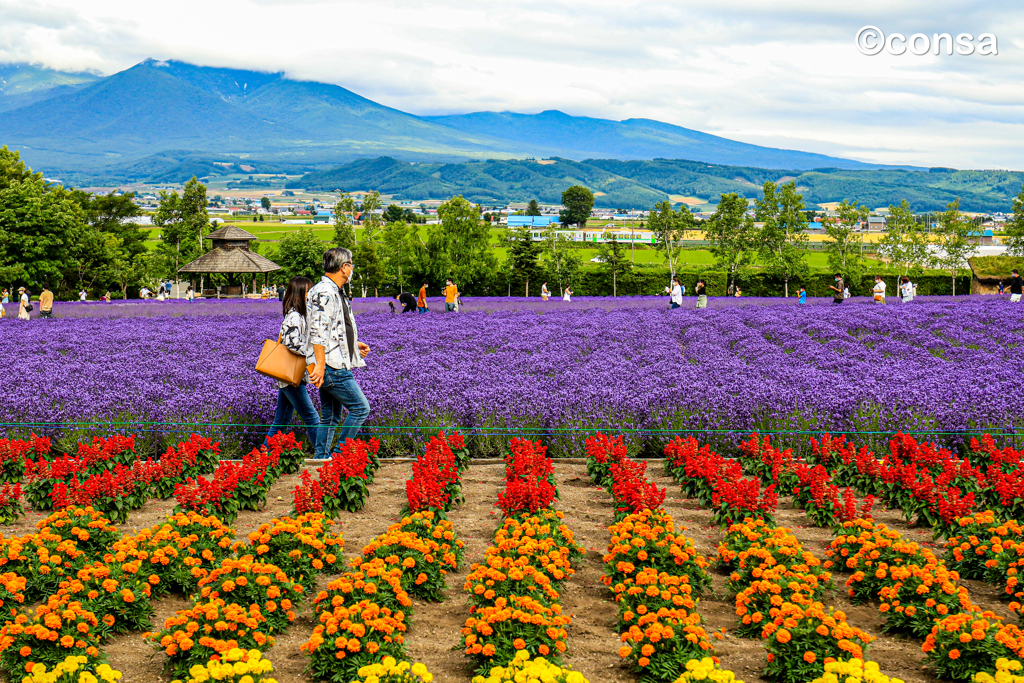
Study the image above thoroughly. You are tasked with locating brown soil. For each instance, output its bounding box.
[1,461,1015,682]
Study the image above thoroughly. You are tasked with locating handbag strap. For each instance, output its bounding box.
[277,333,282,343]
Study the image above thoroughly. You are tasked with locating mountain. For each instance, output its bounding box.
[424,110,877,170]
[0,63,98,112]
[0,58,900,175]
[293,156,1024,212]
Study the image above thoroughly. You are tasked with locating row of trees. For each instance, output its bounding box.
[0,147,152,298]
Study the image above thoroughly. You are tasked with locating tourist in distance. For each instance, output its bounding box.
[998,280,1005,295]
[186,285,195,302]
[266,276,320,454]
[396,291,417,313]
[1010,269,1023,303]
[79,289,87,301]
[733,286,742,297]
[541,282,550,301]
[666,276,683,309]
[829,273,844,304]
[798,286,807,304]
[1,288,8,304]
[900,275,914,303]
[308,247,371,459]
[17,287,30,320]
[277,283,286,301]
[39,284,54,319]
[417,282,429,313]
[139,286,150,299]
[872,275,886,304]
[102,291,111,302]
[695,279,708,309]
[444,278,459,312]
[562,286,573,302]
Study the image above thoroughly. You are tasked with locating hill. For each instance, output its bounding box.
[1,58,893,174]
[292,156,1024,212]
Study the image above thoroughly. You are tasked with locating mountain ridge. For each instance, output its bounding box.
[0,58,911,174]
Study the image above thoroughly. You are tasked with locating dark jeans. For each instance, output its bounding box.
[315,367,371,459]
[267,384,320,453]
[40,310,53,319]
[833,299,843,304]
[445,302,456,312]
[670,302,680,309]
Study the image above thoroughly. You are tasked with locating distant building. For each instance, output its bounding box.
[507,215,561,228]
[867,216,886,232]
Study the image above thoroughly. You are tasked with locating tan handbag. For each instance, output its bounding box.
[255,335,310,387]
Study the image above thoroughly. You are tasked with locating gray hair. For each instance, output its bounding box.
[323,247,353,274]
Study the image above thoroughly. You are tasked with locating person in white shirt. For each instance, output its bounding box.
[541,282,550,301]
[872,275,886,304]
[563,287,573,302]
[140,287,150,299]
[665,277,683,309]
[79,290,87,301]
[899,276,914,303]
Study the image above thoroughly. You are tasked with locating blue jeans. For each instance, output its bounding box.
[445,302,456,312]
[417,306,428,313]
[267,384,320,453]
[315,367,371,459]
[670,302,680,309]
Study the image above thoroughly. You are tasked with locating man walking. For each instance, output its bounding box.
[39,284,54,319]
[308,247,371,459]
[444,278,459,312]
[1010,269,1022,303]
[417,282,429,313]
[829,273,844,304]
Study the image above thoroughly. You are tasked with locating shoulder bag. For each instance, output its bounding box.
[255,334,310,387]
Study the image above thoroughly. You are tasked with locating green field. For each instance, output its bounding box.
[149,218,887,272]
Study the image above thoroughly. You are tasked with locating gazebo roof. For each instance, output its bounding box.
[179,247,281,274]
[205,225,259,241]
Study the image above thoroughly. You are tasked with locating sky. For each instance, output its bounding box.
[1,0,1022,169]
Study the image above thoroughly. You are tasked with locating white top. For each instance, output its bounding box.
[20,293,29,306]
[873,281,886,296]
[563,290,572,302]
[668,283,683,305]
[79,291,86,301]
[541,285,550,296]
[900,281,913,298]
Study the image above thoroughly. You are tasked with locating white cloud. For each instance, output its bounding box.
[0,0,1021,168]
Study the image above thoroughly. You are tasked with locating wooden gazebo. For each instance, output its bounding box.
[179,225,281,297]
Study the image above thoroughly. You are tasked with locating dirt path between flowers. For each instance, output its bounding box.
[2,461,1016,683]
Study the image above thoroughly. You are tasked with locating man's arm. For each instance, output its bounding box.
[310,344,326,386]
[308,289,336,386]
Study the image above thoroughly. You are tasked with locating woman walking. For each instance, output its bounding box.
[563,286,573,302]
[695,279,708,309]
[266,276,321,453]
[900,275,914,303]
[17,287,30,320]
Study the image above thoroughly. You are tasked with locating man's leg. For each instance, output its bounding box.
[320,368,371,444]
[316,381,342,459]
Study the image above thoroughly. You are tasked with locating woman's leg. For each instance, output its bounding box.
[282,384,321,455]
[266,388,296,441]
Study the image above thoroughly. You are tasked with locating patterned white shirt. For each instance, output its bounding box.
[307,276,365,371]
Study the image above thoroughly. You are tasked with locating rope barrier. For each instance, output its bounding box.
[0,421,1014,437]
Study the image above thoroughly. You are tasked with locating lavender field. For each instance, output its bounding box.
[2,296,1022,457]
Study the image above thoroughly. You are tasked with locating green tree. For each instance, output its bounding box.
[0,171,85,291]
[877,200,929,278]
[526,200,542,216]
[559,185,594,228]
[824,199,868,281]
[505,225,543,296]
[597,232,631,296]
[353,241,386,297]
[154,176,209,278]
[0,146,36,191]
[756,181,809,297]
[1006,184,1024,257]
[540,225,580,296]
[705,193,757,294]
[932,199,977,296]
[648,200,694,281]
[333,193,357,249]
[260,196,271,212]
[361,191,383,242]
[276,227,326,281]
[381,221,423,293]
[426,196,496,291]
[383,205,405,223]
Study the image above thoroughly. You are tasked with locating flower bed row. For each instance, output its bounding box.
[718,518,877,683]
[826,516,1024,680]
[293,437,381,515]
[301,433,465,682]
[663,435,778,527]
[461,438,584,677]
[587,434,734,683]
